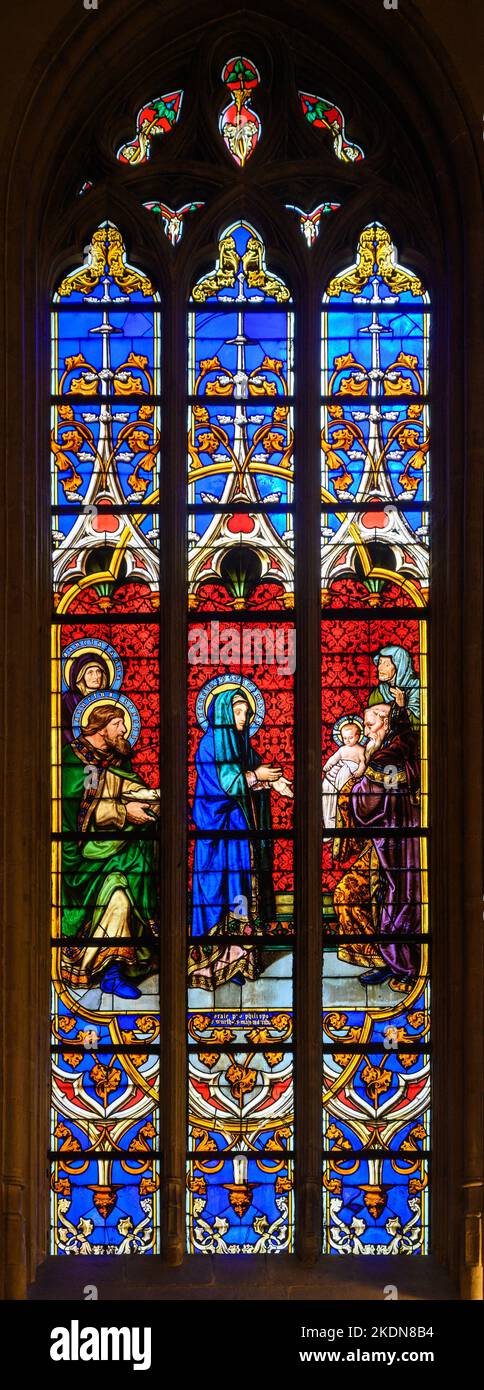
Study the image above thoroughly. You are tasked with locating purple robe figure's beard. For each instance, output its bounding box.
[365,729,386,757]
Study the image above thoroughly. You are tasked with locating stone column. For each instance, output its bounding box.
[294,278,323,1264]
[159,271,187,1265]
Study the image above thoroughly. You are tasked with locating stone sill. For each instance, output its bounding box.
[29,1254,457,1301]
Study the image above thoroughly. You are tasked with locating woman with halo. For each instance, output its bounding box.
[189,678,293,990]
[61,639,124,743]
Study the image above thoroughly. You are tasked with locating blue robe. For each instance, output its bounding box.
[191,688,275,936]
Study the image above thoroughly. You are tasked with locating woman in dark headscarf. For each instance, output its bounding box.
[62,653,110,742]
[189,687,292,989]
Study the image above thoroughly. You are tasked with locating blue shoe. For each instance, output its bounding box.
[99,965,142,999]
[358,966,392,985]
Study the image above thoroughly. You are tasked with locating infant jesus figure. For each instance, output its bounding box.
[322,715,366,833]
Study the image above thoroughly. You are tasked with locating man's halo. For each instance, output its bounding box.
[62,638,123,692]
[195,674,265,732]
[72,692,141,747]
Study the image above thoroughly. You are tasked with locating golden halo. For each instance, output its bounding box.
[196,674,265,732]
[64,644,116,690]
[204,680,257,721]
[79,697,133,740]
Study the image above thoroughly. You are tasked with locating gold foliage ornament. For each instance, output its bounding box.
[192,227,290,304]
[327,223,424,299]
[56,224,154,299]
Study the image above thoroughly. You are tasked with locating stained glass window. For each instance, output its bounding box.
[143,200,204,246]
[219,58,261,166]
[286,201,341,247]
[321,223,431,1254]
[116,90,183,163]
[186,223,295,1252]
[48,49,438,1266]
[50,223,161,1254]
[299,91,364,162]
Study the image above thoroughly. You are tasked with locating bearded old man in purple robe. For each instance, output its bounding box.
[334,700,421,988]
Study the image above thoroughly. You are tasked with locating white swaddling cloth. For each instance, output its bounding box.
[322,755,362,831]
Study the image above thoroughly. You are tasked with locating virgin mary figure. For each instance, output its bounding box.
[189,686,292,990]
